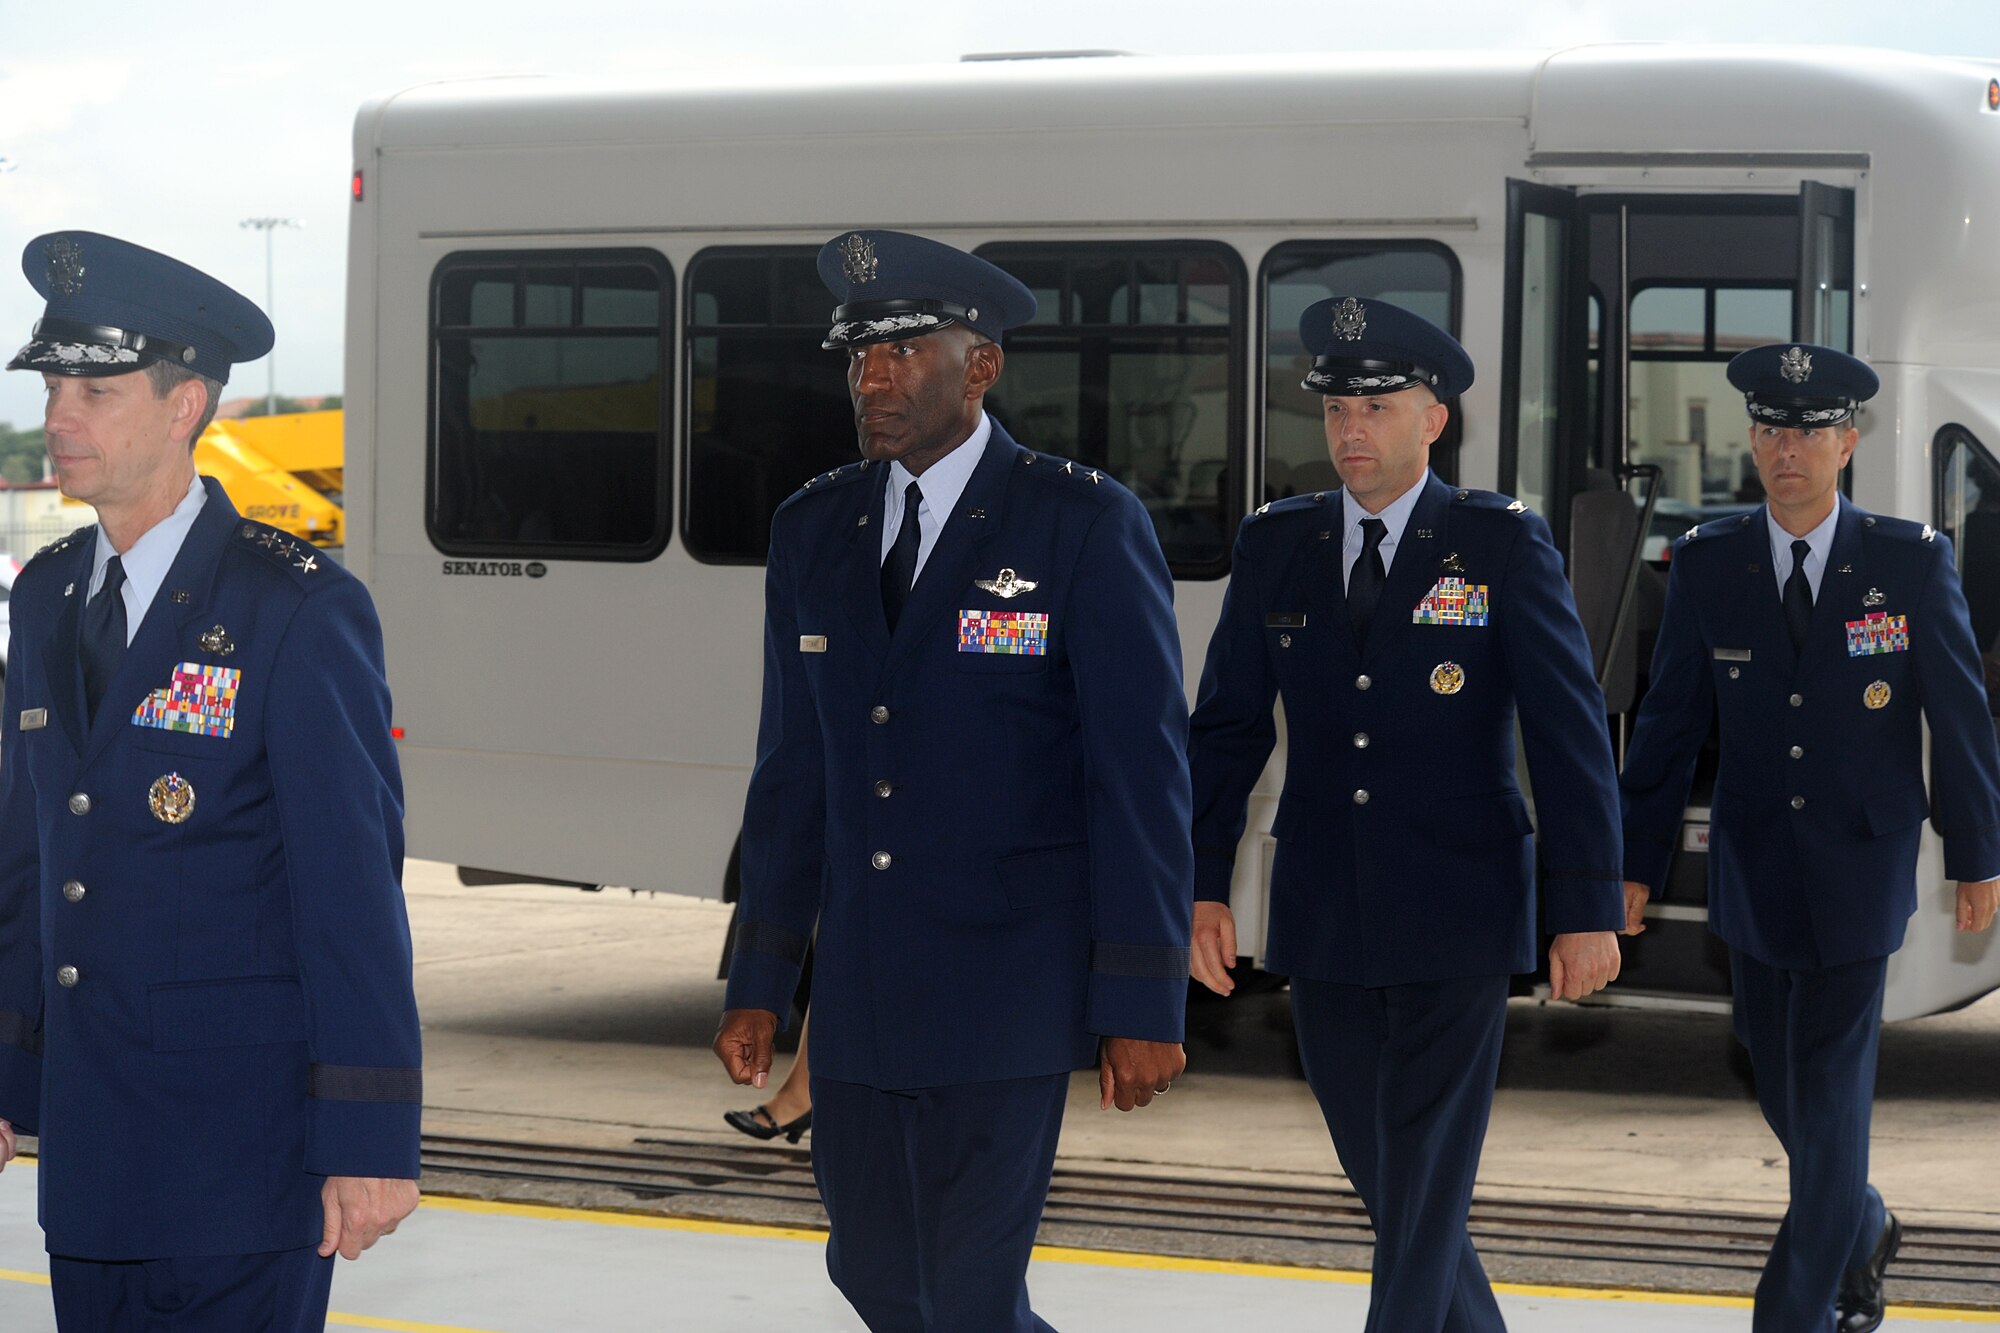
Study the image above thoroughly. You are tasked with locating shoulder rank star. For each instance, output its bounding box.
[975,568,1038,599]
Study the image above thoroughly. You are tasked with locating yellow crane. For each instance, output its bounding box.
[194,410,344,546]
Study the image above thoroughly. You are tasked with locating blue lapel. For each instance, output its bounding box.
[881,425,1018,681]
[833,461,893,665]
[1712,513,1794,671]
[37,539,92,756]
[78,478,239,772]
[1293,496,1352,667]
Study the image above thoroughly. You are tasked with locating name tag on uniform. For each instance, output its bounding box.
[799,635,828,653]
[18,708,47,731]
[1713,647,1752,662]
[1265,612,1306,628]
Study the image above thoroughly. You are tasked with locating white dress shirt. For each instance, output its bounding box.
[880,413,993,581]
[1340,476,1429,591]
[87,473,206,646]
[1763,499,1841,604]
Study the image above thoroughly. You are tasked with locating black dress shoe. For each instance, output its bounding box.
[1836,1210,1901,1333]
[724,1105,813,1144]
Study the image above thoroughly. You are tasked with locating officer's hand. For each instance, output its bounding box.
[0,1117,14,1172]
[1189,901,1238,996]
[713,1008,779,1088]
[318,1176,419,1260]
[1621,881,1651,936]
[1548,931,1621,1001]
[1098,1038,1186,1112]
[1957,880,2000,934]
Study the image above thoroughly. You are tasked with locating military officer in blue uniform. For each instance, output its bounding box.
[1621,344,2000,1333]
[1187,298,1624,1333]
[712,230,1192,1332]
[0,233,422,1330]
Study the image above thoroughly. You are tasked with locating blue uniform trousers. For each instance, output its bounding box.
[1292,974,1510,1333]
[810,1071,1069,1333]
[1730,951,1890,1333]
[50,1245,333,1332]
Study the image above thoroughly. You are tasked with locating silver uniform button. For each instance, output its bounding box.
[874,780,893,798]
[1790,745,1804,759]
[871,851,892,870]
[56,965,78,988]
[1789,694,1803,707]
[870,705,891,724]
[62,880,85,903]
[68,792,92,815]
[1790,796,1806,810]
[1353,789,1370,805]
[1353,733,1370,749]
[1355,675,1372,691]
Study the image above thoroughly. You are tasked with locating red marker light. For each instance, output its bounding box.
[1989,79,1999,112]
[351,169,364,202]
[390,726,405,740]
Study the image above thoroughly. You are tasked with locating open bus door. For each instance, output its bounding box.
[1500,177,1857,1008]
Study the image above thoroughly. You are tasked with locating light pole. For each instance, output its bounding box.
[239,217,301,415]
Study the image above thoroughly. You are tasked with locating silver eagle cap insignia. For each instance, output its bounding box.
[1779,346,1813,385]
[46,237,85,296]
[974,568,1039,599]
[839,233,879,286]
[1331,296,1368,342]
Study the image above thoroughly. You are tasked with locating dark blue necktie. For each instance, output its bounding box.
[1784,538,1813,654]
[881,481,923,633]
[81,554,128,720]
[1348,518,1388,645]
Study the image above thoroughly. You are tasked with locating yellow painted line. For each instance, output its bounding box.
[6,1178,1995,1323]
[326,1315,506,1333]
[416,1193,2000,1320]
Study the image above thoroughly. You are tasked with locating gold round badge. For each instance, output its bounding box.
[1863,680,1892,710]
[1430,661,1465,696]
[148,773,195,825]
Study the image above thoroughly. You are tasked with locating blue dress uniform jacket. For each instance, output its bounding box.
[723,424,1194,1090]
[1189,472,1626,985]
[1621,501,2000,969]
[0,478,421,1260]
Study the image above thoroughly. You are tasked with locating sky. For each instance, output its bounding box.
[1,0,1997,431]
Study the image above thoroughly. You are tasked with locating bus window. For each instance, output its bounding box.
[429,251,671,560]
[1623,282,1791,550]
[978,243,1245,578]
[1937,425,2000,717]
[682,248,853,564]
[1263,243,1461,501]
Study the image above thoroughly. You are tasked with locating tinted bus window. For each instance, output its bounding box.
[1937,425,2000,719]
[1264,243,1460,501]
[429,251,671,560]
[683,248,853,564]
[978,243,1245,578]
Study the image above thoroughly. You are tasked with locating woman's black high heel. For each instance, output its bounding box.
[724,1105,812,1143]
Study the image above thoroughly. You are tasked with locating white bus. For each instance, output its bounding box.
[345,45,2000,1020]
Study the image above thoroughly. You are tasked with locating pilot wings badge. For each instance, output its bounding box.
[974,567,1038,599]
